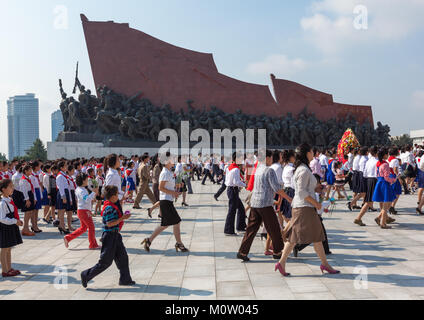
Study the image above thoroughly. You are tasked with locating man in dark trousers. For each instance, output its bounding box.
[224,152,247,235]
[214,161,228,201]
[81,186,135,288]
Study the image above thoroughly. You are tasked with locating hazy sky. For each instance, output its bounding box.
[1,0,424,157]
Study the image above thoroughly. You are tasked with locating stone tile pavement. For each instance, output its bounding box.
[1,181,424,300]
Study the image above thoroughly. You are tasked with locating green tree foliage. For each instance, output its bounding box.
[390,134,413,147]
[24,139,47,162]
[0,153,7,161]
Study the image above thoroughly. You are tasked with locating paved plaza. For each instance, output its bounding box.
[1,181,424,300]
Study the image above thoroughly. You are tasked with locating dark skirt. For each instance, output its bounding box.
[70,190,77,211]
[34,188,43,210]
[22,191,35,212]
[96,186,103,201]
[160,200,182,227]
[49,190,57,207]
[0,223,23,248]
[364,178,377,202]
[12,190,25,211]
[352,171,360,193]
[42,189,49,206]
[56,189,71,211]
[281,187,295,219]
[357,172,367,194]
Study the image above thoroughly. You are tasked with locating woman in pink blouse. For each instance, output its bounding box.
[372,148,396,229]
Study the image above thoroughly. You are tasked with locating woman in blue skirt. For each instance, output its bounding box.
[388,147,402,215]
[373,148,397,229]
[30,161,43,233]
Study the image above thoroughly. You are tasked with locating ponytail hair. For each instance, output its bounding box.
[294,143,312,172]
[377,148,389,162]
[104,154,118,174]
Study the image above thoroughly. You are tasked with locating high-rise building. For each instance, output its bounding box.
[7,94,40,160]
[51,110,64,142]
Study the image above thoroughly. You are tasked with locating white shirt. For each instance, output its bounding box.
[0,197,18,225]
[105,168,124,200]
[389,158,400,171]
[419,155,424,171]
[319,154,328,168]
[12,172,22,192]
[30,174,41,190]
[204,162,211,171]
[225,165,246,188]
[270,163,284,186]
[75,187,96,210]
[401,151,416,168]
[282,163,295,189]
[175,163,184,175]
[56,172,69,198]
[358,156,368,173]
[159,167,176,201]
[19,175,33,201]
[352,155,361,171]
[364,156,378,178]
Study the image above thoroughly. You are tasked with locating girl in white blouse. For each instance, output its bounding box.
[0,179,23,278]
[104,154,127,213]
[19,165,36,237]
[56,161,72,235]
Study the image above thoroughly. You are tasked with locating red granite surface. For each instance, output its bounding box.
[81,14,374,125]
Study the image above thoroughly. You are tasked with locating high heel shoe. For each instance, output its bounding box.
[320,264,340,274]
[141,238,151,252]
[175,243,189,252]
[416,208,424,215]
[147,208,152,219]
[182,202,189,207]
[274,263,290,277]
[31,227,42,233]
[58,227,70,235]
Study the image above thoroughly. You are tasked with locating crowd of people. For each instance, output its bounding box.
[0,142,423,285]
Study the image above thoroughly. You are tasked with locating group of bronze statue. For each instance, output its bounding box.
[58,78,391,147]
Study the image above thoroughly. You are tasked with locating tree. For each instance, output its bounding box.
[24,139,47,162]
[0,153,7,161]
[391,134,413,147]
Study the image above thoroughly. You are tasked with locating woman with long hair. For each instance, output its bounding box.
[276,143,340,276]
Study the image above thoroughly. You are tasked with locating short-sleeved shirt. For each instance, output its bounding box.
[102,205,120,232]
[159,167,176,201]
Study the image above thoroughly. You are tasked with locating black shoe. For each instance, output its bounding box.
[58,227,70,235]
[119,280,136,286]
[293,247,299,257]
[368,207,377,212]
[81,272,88,288]
[417,208,424,215]
[182,202,189,207]
[325,251,333,255]
[237,253,250,262]
[273,254,282,260]
[260,233,267,241]
[214,195,219,201]
[353,205,361,210]
[133,205,142,210]
[31,227,43,233]
[347,202,353,211]
[389,207,398,215]
[53,220,60,227]
[42,218,51,224]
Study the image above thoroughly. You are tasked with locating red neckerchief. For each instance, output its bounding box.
[9,199,20,220]
[247,161,259,192]
[2,172,9,179]
[126,169,133,177]
[58,171,75,189]
[96,164,103,169]
[229,163,243,180]
[21,175,34,193]
[376,160,387,168]
[97,176,104,183]
[31,173,41,187]
[101,201,124,231]
[388,156,396,163]
[329,158,334,165]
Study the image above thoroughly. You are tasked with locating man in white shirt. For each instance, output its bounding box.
[224,152,246,236]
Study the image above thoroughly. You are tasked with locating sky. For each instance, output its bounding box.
[1,0,424,157]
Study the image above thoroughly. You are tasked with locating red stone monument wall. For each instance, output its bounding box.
[81,14,374,126]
